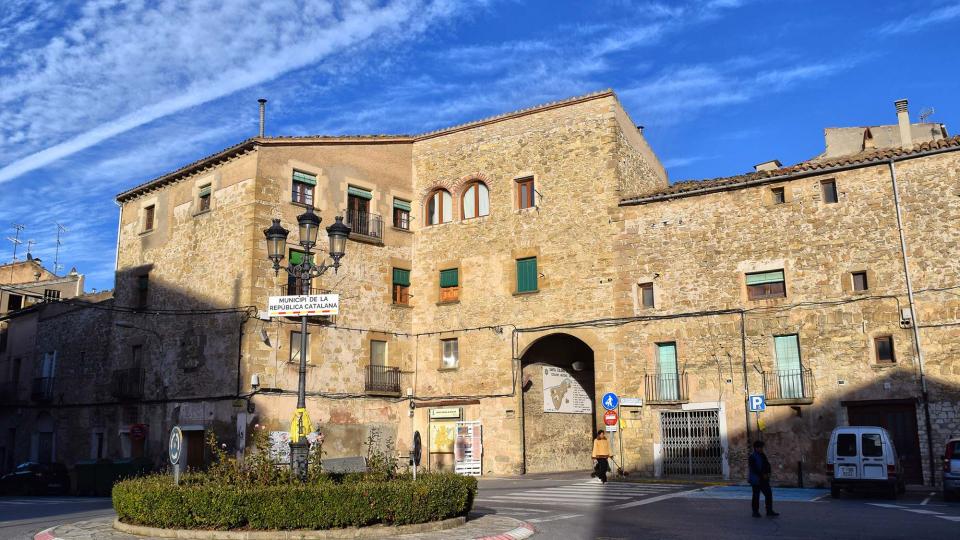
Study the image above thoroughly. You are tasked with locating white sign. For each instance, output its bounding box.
[605,424,618,432]
[621,397,644,407]
[430,407,462,420]
[748,395,766,412]
[542,366,592,414]
[268,294,339,317]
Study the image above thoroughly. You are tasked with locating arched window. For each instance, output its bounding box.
[461,181,489,219]
[426,189,453,225]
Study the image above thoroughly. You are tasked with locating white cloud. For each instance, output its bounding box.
[880,3,960,34]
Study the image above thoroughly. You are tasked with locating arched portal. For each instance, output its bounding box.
[520,333,595,473]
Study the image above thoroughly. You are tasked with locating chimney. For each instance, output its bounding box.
[895,99,912,148]
[258,98,267,137]
[753,159,782,172]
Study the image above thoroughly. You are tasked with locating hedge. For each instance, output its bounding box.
[112,472,477,530]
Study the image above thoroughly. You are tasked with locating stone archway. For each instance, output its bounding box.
[520,333,595,473]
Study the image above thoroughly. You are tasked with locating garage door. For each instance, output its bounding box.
[660,409,723,476]
[846,401,923,484]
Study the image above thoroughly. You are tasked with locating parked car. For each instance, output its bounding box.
[0,462,70,495]
[943,437,960,501]
[827,426,905,499]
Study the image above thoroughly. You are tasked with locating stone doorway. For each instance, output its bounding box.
[520,334,595,473]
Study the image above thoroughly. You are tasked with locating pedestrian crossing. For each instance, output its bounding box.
[476,480,688,509]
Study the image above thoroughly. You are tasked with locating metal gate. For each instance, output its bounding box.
[660,409,723,476]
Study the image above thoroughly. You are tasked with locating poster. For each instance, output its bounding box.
[542,365,592,414]
[430,422,456,453]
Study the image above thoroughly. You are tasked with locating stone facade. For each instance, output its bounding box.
[11,90,960,489]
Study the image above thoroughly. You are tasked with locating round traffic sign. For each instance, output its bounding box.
[169,426,183,465]
[604,410,619,426]
[601,392,619,411]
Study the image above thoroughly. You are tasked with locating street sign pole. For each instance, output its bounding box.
[617,404,624,477]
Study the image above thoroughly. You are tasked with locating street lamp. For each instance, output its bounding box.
[262,206,350,481]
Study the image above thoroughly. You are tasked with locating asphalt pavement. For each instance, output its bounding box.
[0,496,113,540]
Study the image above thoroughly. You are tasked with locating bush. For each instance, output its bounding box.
[112,472,477,530]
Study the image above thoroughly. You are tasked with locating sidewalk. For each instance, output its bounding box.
[34,512,535,540]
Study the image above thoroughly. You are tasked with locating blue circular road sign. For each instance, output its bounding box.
[601,392,619,411]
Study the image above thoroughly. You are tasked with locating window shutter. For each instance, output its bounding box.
[198,185,212,197]
[517,258,537,292]
[745,270,784,285]
[292,171,317,186]
[774,335,801,371]
[289,250,308,266]
[657,343,678,374]
[392,268,410,287]
[393,199,411,211]
[439,268,458,288]
[347,186,372,199]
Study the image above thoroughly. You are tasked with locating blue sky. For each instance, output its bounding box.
[1,0,957,291]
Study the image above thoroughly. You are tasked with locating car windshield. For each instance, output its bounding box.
[837,434,856,456]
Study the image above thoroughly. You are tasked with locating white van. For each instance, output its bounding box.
[827,426,905,498]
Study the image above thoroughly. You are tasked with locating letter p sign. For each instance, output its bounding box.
[748,395,766,412]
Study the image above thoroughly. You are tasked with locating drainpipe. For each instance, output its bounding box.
[887,158,936,486]
[740,312,751,445]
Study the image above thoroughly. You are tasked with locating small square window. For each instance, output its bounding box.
[198,184,212,212]
[441,338,459,369]
[143,205,155,231]
[639,282,654,308]
[771,187,785,205]
[290,331,310,363]
[852,271,869,292]
[393,199,411,230]
[516,257,538,293]
[821,180,838,204]
[292,171,316,206]
[517,177,535,209]
[874,336,895,363]
[43,289,60,302]
[746,270,786,300]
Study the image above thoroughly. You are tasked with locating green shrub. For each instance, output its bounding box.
[112,472,477,530]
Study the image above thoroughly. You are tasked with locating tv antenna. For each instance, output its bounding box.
[54,223,68,275]
[7,224,24,263]
[918,107,935,122]
[26,239,36,258]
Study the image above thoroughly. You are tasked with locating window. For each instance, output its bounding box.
[441,338,459,369]
[657,342,679,401]
[426,189,452,225]
[143,205,155,231]
[347,186,372,235]
[392,268,410,305]
[836,433,857,457]
[821,179,838,204]
[516,177,535,209]
[862,434,883,457]
[771,187,785,205]
[292,171,316,206]
[875,336,895,363]
[516,257,538,293]
[7,294,23,312]
[440,268,459,302]
[746,270,786,300]
[287,250,311,294]
[290,331,310,363]
[43,289,60,302]
[136,275,149,309]
[198,184,212,212]
[370,340,386,366]
[131,345,143,366]
[91,432,105,460]
[462,181,490,219]
[774,335,803,399]
[393,199,411,230]
[852,271,868,292]
[639,282,654,308]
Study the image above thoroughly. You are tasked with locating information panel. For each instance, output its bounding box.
[542,366,592,414]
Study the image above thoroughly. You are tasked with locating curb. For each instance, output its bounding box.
[474,522,535,540]
[113,516,467,539]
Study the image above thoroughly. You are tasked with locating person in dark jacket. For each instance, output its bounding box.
[748,440,779,517]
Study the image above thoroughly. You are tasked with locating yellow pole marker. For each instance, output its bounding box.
[290,408,312,443]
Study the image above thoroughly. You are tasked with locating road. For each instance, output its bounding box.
[0,496,113,540]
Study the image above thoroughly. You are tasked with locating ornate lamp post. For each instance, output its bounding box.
[263,206,350,481]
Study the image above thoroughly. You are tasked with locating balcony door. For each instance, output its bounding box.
[347,187,372,236]
[657,342,679,401]
[774,335,803,399]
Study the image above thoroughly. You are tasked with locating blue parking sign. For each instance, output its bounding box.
[602,392,619,411]
[748,395,766,412]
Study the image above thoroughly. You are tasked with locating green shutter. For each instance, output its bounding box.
[392,268,410,287]
[289,250,313,266]
[292,171,317,186]
[745,270,785,285]
[393,198,411,211]
[440,268,459,288]
[347,186,372,199]
[516,257,537,292]
[198,184,211,197]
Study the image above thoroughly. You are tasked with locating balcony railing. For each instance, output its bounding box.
[346,210,383,241]
[762,368,814,403]
[365,364,401,395]
[31,377,54,402]
[280,284,327,296]
[111,368,145,400]
[644,372,688,404]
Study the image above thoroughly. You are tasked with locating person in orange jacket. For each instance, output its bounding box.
[592,430,612,484]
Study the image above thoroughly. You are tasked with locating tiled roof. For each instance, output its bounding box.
[115,90,617,202]
[621,135,960,205]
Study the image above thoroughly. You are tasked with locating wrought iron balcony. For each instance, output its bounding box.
[111,368,145,400]
[644,372,688,404]
[280,283,326,296]
[345,210,383,241]
[762,368,814,404]
[365,364,401,396]
[31,377,54,402]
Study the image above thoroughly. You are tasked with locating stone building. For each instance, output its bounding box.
[25,90,959,487]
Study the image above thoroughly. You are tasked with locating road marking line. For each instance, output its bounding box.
[488,495,632,502]
[936,516,960,522]
[532,488,654,495]
[921,491,935,505]
[903,509,943,515]
[528,513,583,523]
[866,503,907,509]
[611,489,689,510]
[484,507,552,513]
